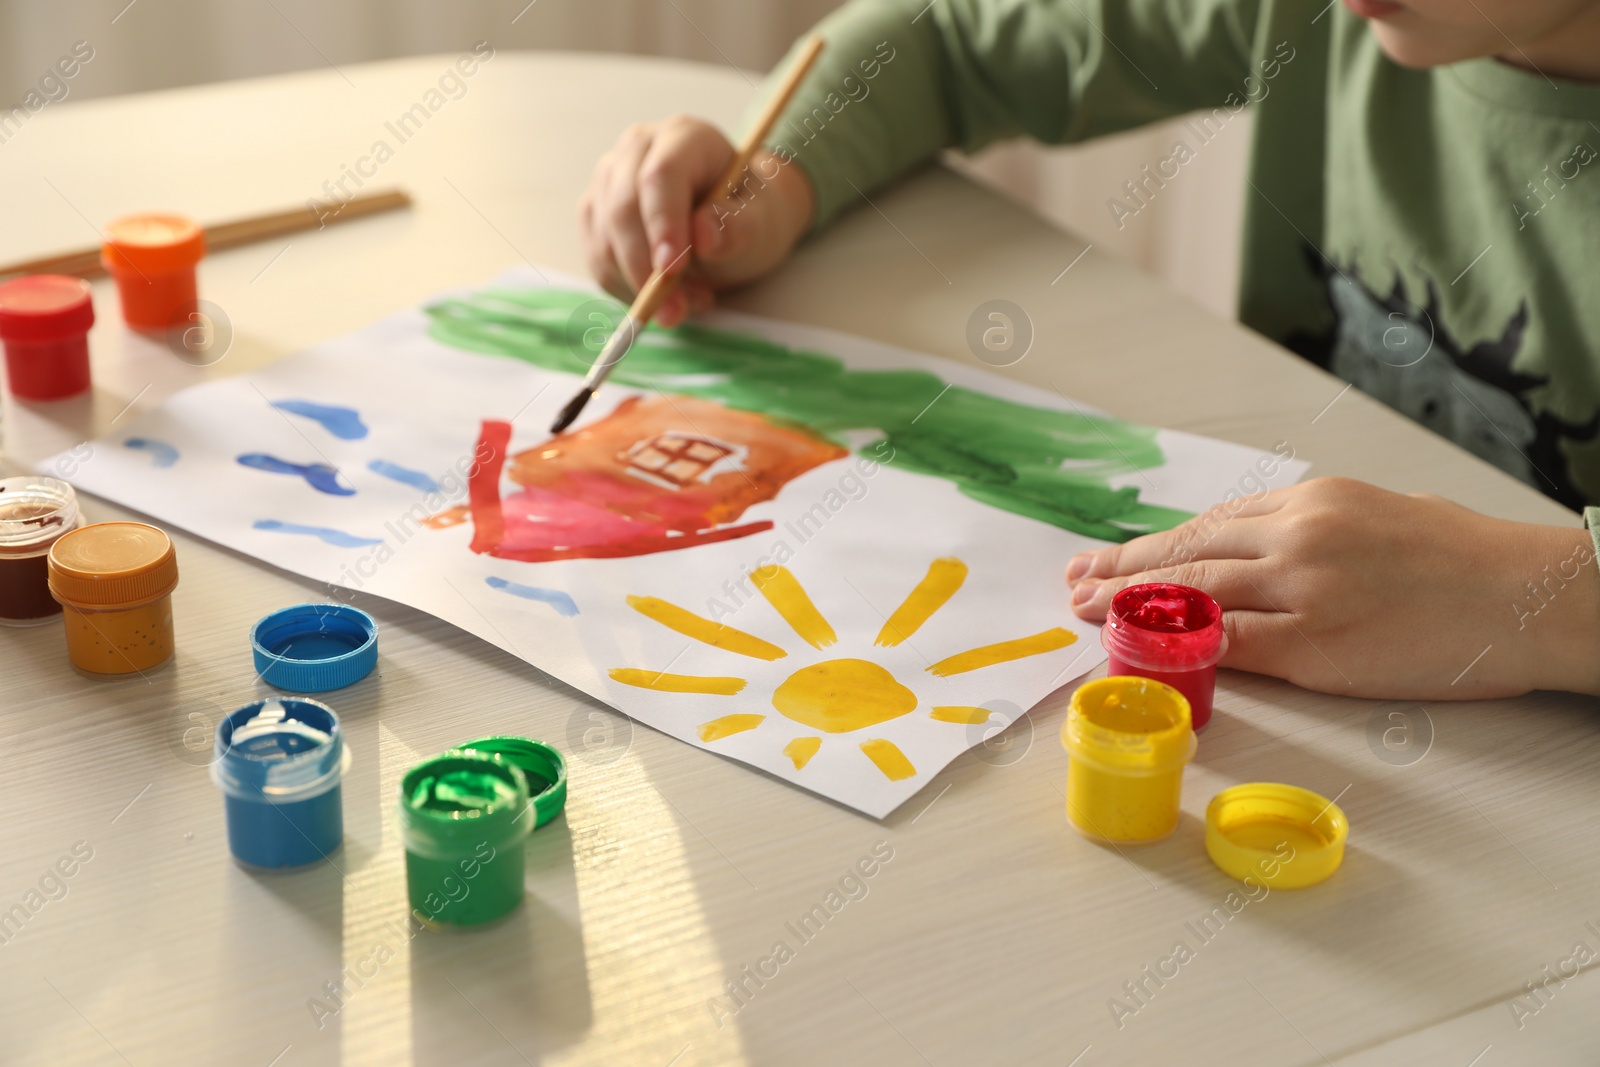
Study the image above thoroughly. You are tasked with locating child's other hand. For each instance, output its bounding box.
[578,115,815,328]
[1065,478,1600,700]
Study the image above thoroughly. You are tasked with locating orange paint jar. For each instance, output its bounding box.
[48,522,179,676]
[101,214,205,332]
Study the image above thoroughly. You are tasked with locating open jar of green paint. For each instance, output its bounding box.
[399,750,530,927]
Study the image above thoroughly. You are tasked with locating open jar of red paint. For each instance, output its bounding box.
[1101,583,1226,731]
[101,213,205,332]
[0,476,82,626]
[0,274,94,400]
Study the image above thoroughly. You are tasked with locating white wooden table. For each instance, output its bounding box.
[2,53,1597,1067]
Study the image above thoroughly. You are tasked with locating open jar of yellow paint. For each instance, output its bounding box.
[1062,676,1195,844]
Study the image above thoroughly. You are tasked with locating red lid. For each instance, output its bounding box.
[0,275,95,343]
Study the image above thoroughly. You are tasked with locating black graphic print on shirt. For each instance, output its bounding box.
[1287,251,1598,511]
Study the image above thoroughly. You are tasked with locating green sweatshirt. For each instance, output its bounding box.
[757,0,1600,510]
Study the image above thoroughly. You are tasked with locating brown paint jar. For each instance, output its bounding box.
[0,476,82,626]
[48,521,179,676]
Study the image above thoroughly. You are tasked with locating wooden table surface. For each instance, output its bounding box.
[2,52,1597,1067]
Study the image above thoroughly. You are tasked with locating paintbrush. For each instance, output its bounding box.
[550,35,826,434]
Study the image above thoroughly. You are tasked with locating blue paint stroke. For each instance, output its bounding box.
[271,399,369,440]
[253,519,383,548]
[367,459,440,493]
[485,575,580,617]
[123,437,179,468]
[237,453,355,496]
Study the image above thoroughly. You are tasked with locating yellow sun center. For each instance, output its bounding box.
[771,658,917,734]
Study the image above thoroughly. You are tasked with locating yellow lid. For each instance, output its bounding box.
[1205,783,1347,889]
[1062,676,1194,775]
[48,521,179,608]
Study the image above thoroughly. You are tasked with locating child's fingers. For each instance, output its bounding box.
[579,165,621,298]
[601,125,659,292]
[657,289,688,328]
[682,276,715,314]
[637,117,733,274]
[1067,513,1269,583]
[1215,610,1299,677]
[1068,558,1278,621]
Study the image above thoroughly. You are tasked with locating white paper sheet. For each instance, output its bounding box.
[47,268,1306,817]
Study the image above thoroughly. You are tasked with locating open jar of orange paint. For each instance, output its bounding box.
[48,521,179,676]
[1062,676,1195,844]
[101,214,205,332]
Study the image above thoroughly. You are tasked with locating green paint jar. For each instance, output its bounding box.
[399,750,530,927]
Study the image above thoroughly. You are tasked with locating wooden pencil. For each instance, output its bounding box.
[0,188,413,280]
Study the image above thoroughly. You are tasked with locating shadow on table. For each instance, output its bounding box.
[408,817,592,1063]
[1103,709,1563,1028]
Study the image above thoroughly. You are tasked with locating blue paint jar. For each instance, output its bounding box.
[211,698,350,869]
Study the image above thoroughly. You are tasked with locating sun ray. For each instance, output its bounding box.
[699,714,765,741]
[860,738,916,781]
[784,736,822,769]
[927,627,1078,678]
[876,557,967,646]
[750,565,836,648]
[626,595,788,660]
[610,668,747,695]
[930,705,992,724]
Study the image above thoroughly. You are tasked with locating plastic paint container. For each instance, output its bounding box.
[212,698,350,869]
[400,751,530,927]
[0,274,94,400]
[1102,582,1226,731]
[1062,676,1195,844]
[251,603,378,692]
[47,521,179,676]
[458,736,568,831]
[1206,783,1348,889]
[101,213,205,332]
[0,477,82,626]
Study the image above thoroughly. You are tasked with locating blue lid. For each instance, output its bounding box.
[251,603,378,693]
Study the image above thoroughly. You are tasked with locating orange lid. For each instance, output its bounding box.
[48,521,179,608]
[101,214,206,275]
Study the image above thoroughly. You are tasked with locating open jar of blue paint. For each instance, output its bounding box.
[212,698,350,869]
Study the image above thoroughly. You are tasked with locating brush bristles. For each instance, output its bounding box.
[549,388,593,434]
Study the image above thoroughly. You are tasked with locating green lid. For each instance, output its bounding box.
[459,736,568,831]
[399,750,530,859]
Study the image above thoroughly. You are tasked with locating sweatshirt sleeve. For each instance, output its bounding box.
[754,0,1267,229]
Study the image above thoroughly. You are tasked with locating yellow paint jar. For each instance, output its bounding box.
[48,522,179,677]
[1062,676,1195,844]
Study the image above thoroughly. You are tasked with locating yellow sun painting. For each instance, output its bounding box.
[609,558,1077,782]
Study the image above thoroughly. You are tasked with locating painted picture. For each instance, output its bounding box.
[48,267,1304,817]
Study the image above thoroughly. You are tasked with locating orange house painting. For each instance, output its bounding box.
[426,395,847,562]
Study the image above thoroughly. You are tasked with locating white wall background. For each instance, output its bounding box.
[0,0,1245,317]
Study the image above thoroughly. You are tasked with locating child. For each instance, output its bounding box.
[577,0,1600,700]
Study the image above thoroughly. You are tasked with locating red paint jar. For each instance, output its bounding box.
[101,213,205,332]
[0,275,94,400]
[1101,583,1226,731]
